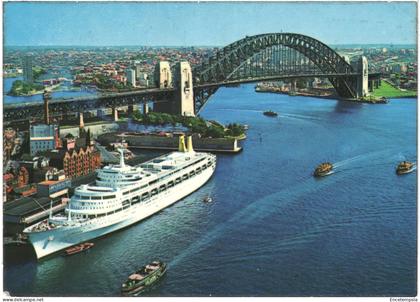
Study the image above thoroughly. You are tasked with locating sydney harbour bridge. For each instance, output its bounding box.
[4,33,381,123]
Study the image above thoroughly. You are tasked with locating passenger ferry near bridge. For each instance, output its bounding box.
[24,136,217,259]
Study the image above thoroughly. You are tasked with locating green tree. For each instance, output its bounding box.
[205,125,225,138]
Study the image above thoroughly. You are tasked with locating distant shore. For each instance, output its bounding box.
[256,83,416,103]
[7,83,61,97]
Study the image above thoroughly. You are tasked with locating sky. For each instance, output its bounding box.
[3,1,418,46]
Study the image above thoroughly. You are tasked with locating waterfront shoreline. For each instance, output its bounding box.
[256,87,398,103]
[97,132,243,153]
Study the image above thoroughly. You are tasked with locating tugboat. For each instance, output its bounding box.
[314,162,334,177]
[263,110,278,117]
[396,161,416,175]
[65,242,94,256]
[121,261,167,296]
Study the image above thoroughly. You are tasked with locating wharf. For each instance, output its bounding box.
[4,196,67,235]
[129,145,242,153]
[97,132,242,153]
[4,236,28,246]
[256,86,336,99]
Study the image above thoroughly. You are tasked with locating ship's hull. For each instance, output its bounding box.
[26,163,215,259]
[397,165,416,175]
[314,170,333,177]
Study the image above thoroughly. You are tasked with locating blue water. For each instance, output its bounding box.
[4,84,417,296]
[3,77,97,104]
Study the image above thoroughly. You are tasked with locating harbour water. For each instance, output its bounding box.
[3,84,417,296]
[3,77,97,104]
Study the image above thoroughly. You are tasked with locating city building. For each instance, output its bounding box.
[392,63,408,74]
[30,124,60,155]
[37,168,71,200]
[4,128,17,163]
[62,134,77,150]
[3,166,30,199]
[134,62,143,79]
[48,145,101,179]
[125,68,137,87]
[22,54,34,84]
[18,155,53,183]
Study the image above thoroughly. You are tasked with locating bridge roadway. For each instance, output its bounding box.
[194,72,363,89]
[4,87,175,122]
[4,72,381,123]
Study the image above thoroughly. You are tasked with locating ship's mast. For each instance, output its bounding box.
[118,148,125,168]
[49,200,53,219]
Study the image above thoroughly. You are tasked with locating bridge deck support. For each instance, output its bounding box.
[127,105,134,115]
[43,90,50,125]
[143,102,149,115]
[112,108,119,121]
[79,112,84,128]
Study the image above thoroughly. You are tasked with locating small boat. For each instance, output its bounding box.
[263,110,278,117]
[314,162,333,177]
[121,261,167,296]
[380,97,389,103]
[203,196,213,203]
[396,161,416,175]
[65,242,94,256]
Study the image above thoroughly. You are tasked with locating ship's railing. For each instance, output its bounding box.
[26,219,60,233]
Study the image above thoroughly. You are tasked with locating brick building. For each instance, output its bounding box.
[48,145,101,179]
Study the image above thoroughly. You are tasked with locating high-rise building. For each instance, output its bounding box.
[22,55,34,84]
[134,62,143,79]
[125,68,137,87]
[30,124,60,155]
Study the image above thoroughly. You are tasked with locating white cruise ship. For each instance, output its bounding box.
[24,136,216,259]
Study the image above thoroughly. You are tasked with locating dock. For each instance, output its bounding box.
[4,196,68,235]
[97,132,243,153]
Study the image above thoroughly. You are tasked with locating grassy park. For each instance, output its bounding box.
[372,80,417,98]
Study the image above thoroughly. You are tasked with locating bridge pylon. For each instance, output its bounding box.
[173,61,195,116]
[153,61,174,113]
[154,61,172,88]
[358,56,369,98]
[352,56,369,98]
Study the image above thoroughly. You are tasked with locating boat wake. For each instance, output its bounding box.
[333,149,401,169]
[333,150,417,175]
[215,108,264,113]
[169,172,345,268]
[281,113,325,123]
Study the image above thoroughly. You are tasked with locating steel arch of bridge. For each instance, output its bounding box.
[193,33,358,112]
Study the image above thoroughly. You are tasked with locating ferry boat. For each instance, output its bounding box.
[263,110,278,117]
[24,136,216,259]
[314,162,333,177]
[121,260,167,296]
[396,161,416,175]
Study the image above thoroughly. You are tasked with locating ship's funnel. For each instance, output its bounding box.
[178,135,187,152]
[186,136,194,153]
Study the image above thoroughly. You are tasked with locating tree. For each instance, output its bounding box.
[205,125,225,138]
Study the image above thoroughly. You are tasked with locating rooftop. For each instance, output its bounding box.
[4,196,52,217]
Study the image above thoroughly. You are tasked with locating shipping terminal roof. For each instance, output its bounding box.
[4,196,52,217]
